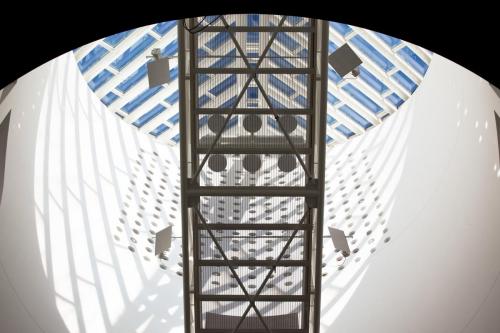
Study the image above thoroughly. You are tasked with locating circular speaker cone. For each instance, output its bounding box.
[208,115,226,133]
[278,155,297,172]
[208,154,227,172]
[243,115,262,133]
[280,115,298,133]
[243,155,262,173]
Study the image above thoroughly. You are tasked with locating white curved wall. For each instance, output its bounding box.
[322,54,500,332]
[0,53,184,333]
[0,51,499,333]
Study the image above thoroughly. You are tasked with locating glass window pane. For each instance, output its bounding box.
[111,34,156,71]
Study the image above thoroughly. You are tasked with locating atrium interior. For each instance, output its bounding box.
[0,14,499,333]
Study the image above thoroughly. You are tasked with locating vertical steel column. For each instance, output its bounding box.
[312,20,329,333]
[302,20,316,331]
[177,20,193,333]
[189,17,203,333]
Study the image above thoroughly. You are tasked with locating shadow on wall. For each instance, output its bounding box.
[0,64,69,333]
[28,54,183,332]
[319,94,413,327]
[0,111,10,204]
[490,84,500,100]
[0,80,16,105]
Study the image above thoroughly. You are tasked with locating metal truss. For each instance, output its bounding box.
[178,15,329,333]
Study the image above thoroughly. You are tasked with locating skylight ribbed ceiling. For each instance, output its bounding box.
[73,15,432,145]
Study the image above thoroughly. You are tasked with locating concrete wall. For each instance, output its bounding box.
[0,51,499,333]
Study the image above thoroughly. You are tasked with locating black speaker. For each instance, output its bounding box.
[328,43,363,78]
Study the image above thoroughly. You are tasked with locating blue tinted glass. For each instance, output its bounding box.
[103,30,133,47]
[150,123,169,137]
[110,34,156,71]
[297,74,308,86]
[161,39,178,57]
[206,31,231,51]
[121,86,163,114]
[330,22,353,36]
[248,14,259,26]
[168,113,180,125]
[198,115,209,127]
[327,114,336,125]
[358,66,388,94]
[226,115,238,129]
[198,94,211,107]
[267,116,278,130]
[220,96,238,108]
[339,105,373,129]
[88,69,114,91]
[116,63,148,93]
[342,83,383,114]
[198,73,210,85]
[153,21,177,36]
[350,35,394,72]
[165,91,179,105]
[210,49,236,68]
[295,95,308,108]
[247,52,259,59]
[298,48,308,59]
[268,49,294,68]
[77,45,108,73]
[197,48,209,58]
[296,116,307,129]
[101,91,119,106]
[269,75,295,96]
[328,67,342,84]
[209,74,237,96]
[288,16,303,25]
[171,133,180,143]
[169,66,179,81]
[397,46,428,76]
[336,124,355,138]
[328,41,338,53]
[133,104,166,128]
[375,32,401,47]
[268,96,286,109]
[327,92,340,105]
[326,135,334,144]
[392,70,417,93]
[248,32,259,43]
[275,32,301,51]
[386,92,404,107]
[248,87,258,99]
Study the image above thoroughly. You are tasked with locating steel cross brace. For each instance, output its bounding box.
[220,15,313,181]
[230,210,309,333]
[191,15,288,183]
[194,207,272,333]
